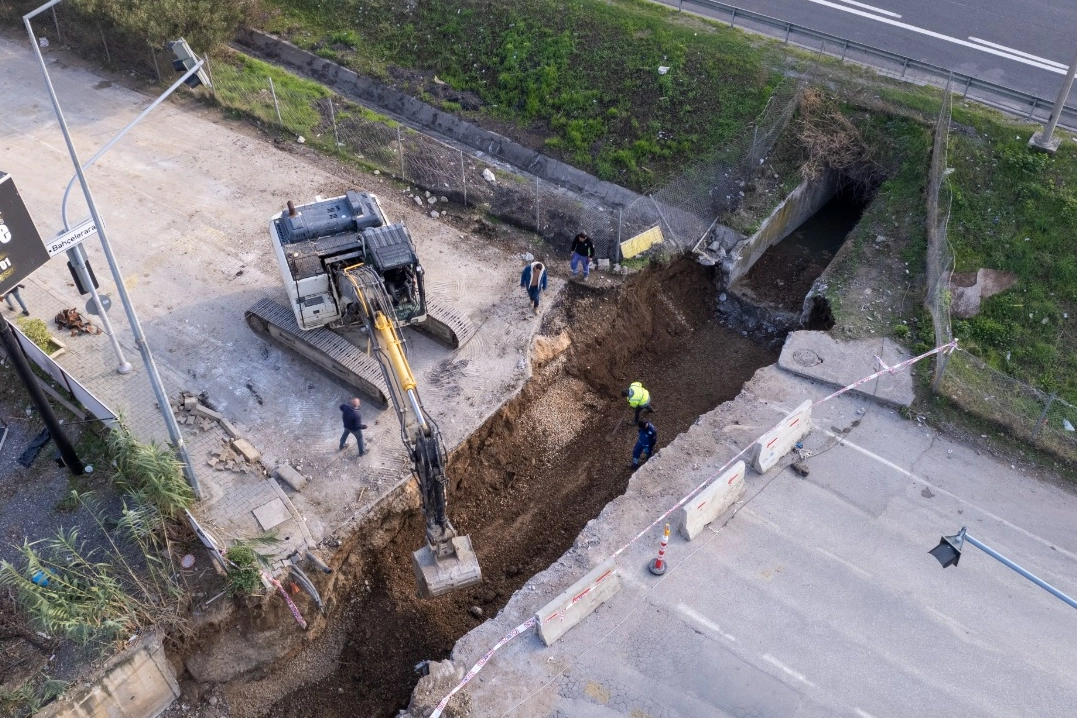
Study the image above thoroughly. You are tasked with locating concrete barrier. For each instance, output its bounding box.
[36,632,179,718]
[752,400,812,473]
[535,558,620,646]
[678,461,746,540]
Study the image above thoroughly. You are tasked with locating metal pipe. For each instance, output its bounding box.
[1039,44,1077,146]
[24,2,201,498]
[961,529,1077,612]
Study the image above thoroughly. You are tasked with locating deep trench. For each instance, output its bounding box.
[237,259,779,717]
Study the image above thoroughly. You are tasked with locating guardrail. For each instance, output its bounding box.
[675,0,1077,132]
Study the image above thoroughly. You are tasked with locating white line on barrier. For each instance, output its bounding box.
[799,0,1066,74]
[832,0,901,19]
[763,653,816,687]
[677,603,737,641]
[967,37,1069,70]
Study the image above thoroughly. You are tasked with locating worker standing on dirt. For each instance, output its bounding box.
[570,232,596,280]
[338,397,368,456]
[632,419,658,468]
[3,285,29,316]
[622,381,654,423]
[520,260,548,315]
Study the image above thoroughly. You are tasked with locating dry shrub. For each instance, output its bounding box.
[796,88,876,183]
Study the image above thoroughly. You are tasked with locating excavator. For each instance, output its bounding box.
[245,191,481,598]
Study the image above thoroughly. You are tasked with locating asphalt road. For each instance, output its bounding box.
[660,0,1077,101]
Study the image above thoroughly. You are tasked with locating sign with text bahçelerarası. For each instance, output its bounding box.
[0,172,50,295]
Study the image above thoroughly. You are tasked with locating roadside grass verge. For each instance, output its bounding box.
[946,105,1077,401]
[258,0,784,190]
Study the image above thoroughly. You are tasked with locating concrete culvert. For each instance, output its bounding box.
[213,258,778,717]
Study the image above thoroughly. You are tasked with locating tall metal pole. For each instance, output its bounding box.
[957,528,1077,611]
[25,0,201,498]
[1030,44,1077,153]
[0,313,85,475]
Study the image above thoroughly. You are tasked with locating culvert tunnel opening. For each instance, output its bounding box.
[736,184,870,315]
[246,258,778,718]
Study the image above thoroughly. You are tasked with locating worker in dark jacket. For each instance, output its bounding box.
[570,232,596,280]
[520,261,548,314]
[338,397,368,456]
[632,419,657,468]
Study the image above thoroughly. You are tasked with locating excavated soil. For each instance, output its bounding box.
[228,259,777,717]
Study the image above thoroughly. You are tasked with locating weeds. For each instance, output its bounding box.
[0,675,68,718]
[105,423,194,519]
[15,318,55,353]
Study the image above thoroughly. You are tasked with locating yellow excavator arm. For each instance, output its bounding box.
[339,265,481,598]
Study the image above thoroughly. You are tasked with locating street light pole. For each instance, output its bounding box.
[24,0,202,499]
[931,527,1077,612]
[1029,44,1077,154]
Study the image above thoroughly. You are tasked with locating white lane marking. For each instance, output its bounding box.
[801,0,1066,74]
[677,603,737,641]
[833,0,901,19]
[967,37,1069,70]
[855,709,880,718]
[925,605,973,637]
[762,654,816,687]
[816,427,1077,563]
[815,546,874,580]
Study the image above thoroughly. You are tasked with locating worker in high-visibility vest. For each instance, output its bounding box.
[622,381,654,424]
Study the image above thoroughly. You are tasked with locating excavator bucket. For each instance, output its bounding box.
[413,535,482,599]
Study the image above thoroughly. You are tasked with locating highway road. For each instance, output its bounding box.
[660,0,1077,104]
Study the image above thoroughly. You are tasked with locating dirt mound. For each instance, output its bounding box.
[222,259,777,717]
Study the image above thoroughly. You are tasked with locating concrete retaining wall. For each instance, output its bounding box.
[236,29,641,210]
[725,173,838,287]
[36,632,179,718]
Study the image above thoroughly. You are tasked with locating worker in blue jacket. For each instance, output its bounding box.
[520,261,548,315]
[632,419,657,468]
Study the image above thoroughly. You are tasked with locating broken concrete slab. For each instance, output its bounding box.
[231,437,262,464]
[778,330,915,408]
[252,498,291,531]
[274,464,308,492]
[191,403,224,421]
[949,268,1018,319]
[219,419,241,439]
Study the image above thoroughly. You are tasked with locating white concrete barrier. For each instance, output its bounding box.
[535,557,620,646]
[678,461,746,540]
[752,399,812,473]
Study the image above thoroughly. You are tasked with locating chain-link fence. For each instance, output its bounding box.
[923,80,1077,464]
[208,49,803,262]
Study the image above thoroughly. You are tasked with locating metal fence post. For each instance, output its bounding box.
[901,57,909,78]
[51,6,61,43]
[269,76,283,126]
[1027,97,1038,120]
[459,149,467,207]
[535,177,541,235]
[840,39,848,62]
[729,8,736,27]
[99,25,110,63]
[1031,392,1057,442]
[930,349,950,392]
[615,207,623,263]
[328,96,339,148]
[203,55,214,91]
[150,45,161,84]
[397,125,405,179]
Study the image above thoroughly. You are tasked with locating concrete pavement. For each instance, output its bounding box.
[440,353,1077,717]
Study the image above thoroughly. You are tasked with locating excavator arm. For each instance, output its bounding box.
[338,265,481,598]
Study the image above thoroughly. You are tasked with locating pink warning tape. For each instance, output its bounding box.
[430,339,958,715]
[430,616,538,718]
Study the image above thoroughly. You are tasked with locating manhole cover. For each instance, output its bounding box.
[793,350,823,367]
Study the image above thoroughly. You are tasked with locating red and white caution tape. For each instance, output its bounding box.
[431,339,957,714]
[429,616,537,718]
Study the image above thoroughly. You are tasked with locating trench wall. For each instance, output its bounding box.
[724,173,838,288]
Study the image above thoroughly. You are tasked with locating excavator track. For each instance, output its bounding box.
[245,298,390,408]
[417,297,476,349]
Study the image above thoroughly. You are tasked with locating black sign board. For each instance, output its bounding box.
[0,172,50,296]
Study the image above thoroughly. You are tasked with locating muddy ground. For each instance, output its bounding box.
[208,259,778,717]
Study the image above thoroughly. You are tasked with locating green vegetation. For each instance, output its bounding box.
[106,424,194,518]
[15,317,55,354]
[260,0,782,189]
[0,676,68,718]
[946,109,1077,401]
[224,545,263,598]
